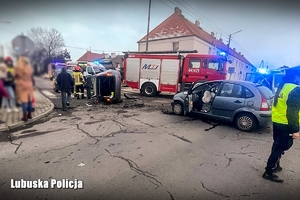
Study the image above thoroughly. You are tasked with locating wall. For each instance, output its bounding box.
[226,55,255,81]
[138,36,256,81]
[138,36,195,51]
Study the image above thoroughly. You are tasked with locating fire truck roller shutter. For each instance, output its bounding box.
[140,58,160,97]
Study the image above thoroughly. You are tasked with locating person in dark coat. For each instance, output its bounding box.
[56,67,74,111]
[263,66,300,183]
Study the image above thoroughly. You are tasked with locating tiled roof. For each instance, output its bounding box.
[77,51,105,62]
[138,7,254,67]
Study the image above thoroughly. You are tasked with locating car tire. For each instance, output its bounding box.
[142,83,157,97]
[172,101,184,115]
[235,113,257,132]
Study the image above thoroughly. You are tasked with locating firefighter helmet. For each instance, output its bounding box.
[4,56,13,62]
[75,66,81,71]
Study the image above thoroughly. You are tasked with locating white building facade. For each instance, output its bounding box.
[137,7,256,81]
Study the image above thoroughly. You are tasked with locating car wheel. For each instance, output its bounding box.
[235,113,257,132]
[172,101,184,115]
[142,83,157,97]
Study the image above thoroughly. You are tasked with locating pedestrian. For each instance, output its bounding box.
[0,64,10,116]
[0,62,18,112]
[0,76,10,124]
[14,56,34,122]
[72,66,85,99]
[56,66,74,111]
[262,66,300,183]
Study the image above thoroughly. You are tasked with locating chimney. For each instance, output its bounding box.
[219,38,223,42]
[239,52,241,55]
[111,53,116,58]
[233,48,236,51]
[175,7,182,14]
[195,20,200,27]
[211,32,215,37]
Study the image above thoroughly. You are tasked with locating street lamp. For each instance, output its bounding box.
[227,30,242,55]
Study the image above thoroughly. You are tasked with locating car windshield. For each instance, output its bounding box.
[256,85,274,99]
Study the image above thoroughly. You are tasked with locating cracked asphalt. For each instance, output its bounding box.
[0,77,300,200]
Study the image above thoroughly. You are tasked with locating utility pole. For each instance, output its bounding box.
[145,0,152,51]
[227,30,242,55]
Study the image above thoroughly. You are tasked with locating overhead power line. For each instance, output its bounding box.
[65,45,127,53]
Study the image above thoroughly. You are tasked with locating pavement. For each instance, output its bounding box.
[0,88,54,132]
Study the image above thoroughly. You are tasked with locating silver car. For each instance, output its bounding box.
[171,80,273,132]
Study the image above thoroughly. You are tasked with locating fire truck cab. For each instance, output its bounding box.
[123,51,227,97]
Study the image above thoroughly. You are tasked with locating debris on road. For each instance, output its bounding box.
[78,163,85,167]
[124,93,142,100]
[161,109,175,115]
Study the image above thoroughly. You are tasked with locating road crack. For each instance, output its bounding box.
[241,144,250,150]
[76,124,100,144]
[93,155,102,162]
[169,133,192,143]
[224,153,234,168]
[167,191,175,200]
[239,193,260,197]
[42,140,83,154]
[200,181,230,198]
[9,141,22,154]
[105,149,162,188]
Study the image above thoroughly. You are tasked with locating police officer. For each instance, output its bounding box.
[263,66,300,183]
[72,66,85,99]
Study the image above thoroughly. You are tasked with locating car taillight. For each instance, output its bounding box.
[261,97,269,111]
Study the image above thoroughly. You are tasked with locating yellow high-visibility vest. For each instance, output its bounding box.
[72,72,84,86]
[7,67,14,74]
[272,83,300,124]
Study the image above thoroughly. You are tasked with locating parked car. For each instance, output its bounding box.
[171,80,273,132]
[53,69,73,92]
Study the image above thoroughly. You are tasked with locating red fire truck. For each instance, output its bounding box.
[123,51,228,96]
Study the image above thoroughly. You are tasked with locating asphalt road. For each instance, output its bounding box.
[0,77,300,200]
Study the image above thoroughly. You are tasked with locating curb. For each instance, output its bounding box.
[0,89,55,131]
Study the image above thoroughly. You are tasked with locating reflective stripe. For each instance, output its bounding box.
[72,72,84,85]
[272,83,299,124]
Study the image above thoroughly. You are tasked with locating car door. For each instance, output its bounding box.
[211,82,245,119]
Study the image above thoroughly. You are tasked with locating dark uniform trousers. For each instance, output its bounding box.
[75,84,84,98]
[265,122,294,173]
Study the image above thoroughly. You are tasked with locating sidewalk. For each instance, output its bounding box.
[0,89,54,132]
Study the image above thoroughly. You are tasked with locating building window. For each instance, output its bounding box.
[173,42,179,51]
[208,47,212,54]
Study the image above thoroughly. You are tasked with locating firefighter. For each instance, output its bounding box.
[4,56,14,74]
[72,66,85,99]
[4,56,15,91]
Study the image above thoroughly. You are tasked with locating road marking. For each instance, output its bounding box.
[42,90,57,98]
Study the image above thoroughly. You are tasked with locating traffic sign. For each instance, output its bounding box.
[12,34,35,56]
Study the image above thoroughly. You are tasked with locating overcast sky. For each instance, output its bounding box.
[0,0,299,69]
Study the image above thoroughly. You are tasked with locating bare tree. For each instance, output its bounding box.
[28,27,65,58]
[27,27,66,73]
